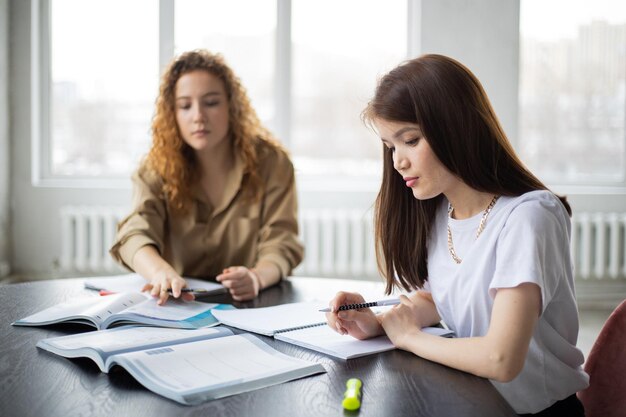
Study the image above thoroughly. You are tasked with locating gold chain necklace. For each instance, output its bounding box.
[447,195,499,264]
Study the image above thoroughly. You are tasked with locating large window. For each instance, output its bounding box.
[174,0,276,126]
[38,0,408,183]
[49,0,159,177]
[291,0,405,175]
[519,0,626,185]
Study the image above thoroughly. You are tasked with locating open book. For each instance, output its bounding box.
[36,326,325,405]
[12,292,232,330]
[83,273,227,296]
[212,302,454,360]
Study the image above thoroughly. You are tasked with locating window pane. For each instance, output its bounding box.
[175,0,276,127]
[519,0,626,184]
[292,0,407,175]
[50,0,159,176]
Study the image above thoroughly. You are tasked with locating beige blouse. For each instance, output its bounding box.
[110,142,304,279]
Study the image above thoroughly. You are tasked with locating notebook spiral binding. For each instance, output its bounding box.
[276,321,327,334]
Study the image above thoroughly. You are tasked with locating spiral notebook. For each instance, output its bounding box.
[211,302,453,360]
[212,302,326,336]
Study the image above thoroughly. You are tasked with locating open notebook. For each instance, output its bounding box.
[212,302,454,360]
[36,326,325,405]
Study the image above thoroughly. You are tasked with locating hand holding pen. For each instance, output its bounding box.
[324,291,386,340]
[319,298,401,312]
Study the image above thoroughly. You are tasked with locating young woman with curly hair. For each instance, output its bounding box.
[325,54,588,416]
[111,50,303,303]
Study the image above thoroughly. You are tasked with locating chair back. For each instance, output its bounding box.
[578,299,626,417]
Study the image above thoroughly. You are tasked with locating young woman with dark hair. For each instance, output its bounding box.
[326,54,588,416]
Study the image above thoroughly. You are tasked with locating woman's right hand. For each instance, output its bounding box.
[325,291,385,340]
[132,245,195,305]
[141,270,195,305]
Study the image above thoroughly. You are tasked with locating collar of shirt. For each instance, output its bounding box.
[192,151,247,217]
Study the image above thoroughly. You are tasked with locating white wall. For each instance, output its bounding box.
[420,0,519,145]
[0,0,10,278]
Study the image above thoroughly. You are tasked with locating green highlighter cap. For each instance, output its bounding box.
[342,378,362,410]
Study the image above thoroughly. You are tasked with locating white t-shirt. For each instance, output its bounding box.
[425,190,589,414]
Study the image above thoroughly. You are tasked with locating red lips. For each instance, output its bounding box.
[403,177,418,187]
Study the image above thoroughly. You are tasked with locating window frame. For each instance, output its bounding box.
[32,0,420,189]
[36,1,626,195]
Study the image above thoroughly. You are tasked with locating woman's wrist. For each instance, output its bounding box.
[251,262,281,290]
[249,268,263,291]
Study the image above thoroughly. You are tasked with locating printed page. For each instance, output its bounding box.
[119,298,224,321]
[80,292,151,324]
[211,302,326,335]
[119,334,325,404]
[41,326,233,354]
[275,324,396,360]
[12,292,145,327]
[83,274,225,295]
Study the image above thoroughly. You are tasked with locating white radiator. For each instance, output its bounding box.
[59,206,378,278]
[571,213,626,280]
[59,206,626,281]
[295,209,378,278]
[60,206,128,273]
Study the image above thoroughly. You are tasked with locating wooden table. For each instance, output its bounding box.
[0,277,516,417]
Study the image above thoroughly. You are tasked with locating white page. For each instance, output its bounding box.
[276,325,395,359]
[120,298,223,321]
[121,334,322,393]
[44,326,231,353]
[275,325,453,360]
[83,274,225,294]
[211,302,326,335]
[13,292,148,326]
[81,292,151,322]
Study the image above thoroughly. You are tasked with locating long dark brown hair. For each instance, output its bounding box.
[363,54,571,294]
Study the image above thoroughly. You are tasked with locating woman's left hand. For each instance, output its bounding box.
[216,266,261,301]
[380,295,427,349]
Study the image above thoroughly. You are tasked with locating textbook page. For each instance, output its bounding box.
[115,334,326,405]
[84,274,226,295]
[13,292,232,329]
[12,292,149,328]
[211,302,326,336]
[101,296,231,329]
[36,326,234,372]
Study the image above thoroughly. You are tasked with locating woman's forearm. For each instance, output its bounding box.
[131,245,177,281]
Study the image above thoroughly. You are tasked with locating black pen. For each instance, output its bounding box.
[168,288,212,294]
[319,298,401,312]
[99,288,211,296]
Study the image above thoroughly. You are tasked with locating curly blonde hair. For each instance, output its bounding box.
[146,49,280,212]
